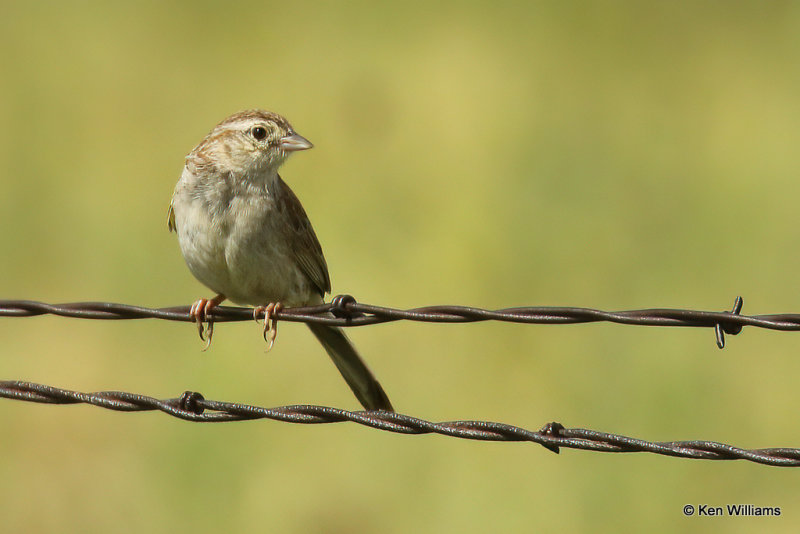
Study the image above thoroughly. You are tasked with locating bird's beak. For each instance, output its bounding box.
[280,133,313,152]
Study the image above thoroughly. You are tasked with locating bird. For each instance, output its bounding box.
[167,109,394,411]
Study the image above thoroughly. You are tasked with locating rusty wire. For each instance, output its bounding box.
[1,380,798,467]
[1,294,796,348]
[2,295,799,466]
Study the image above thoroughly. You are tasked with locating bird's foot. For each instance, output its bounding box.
[189,294,226,351]
[253,302,283,352]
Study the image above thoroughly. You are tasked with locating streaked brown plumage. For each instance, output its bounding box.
[168,110,393,411]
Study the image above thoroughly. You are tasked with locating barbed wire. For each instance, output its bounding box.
[3,294,798,348]
[3,295,798,466]
[1,381,797,467]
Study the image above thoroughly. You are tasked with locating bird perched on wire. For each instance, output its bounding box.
[167,109,394,411]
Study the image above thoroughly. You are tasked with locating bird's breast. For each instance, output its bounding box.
[174,180,315,307]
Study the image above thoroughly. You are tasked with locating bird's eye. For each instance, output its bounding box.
[251,126,268,140]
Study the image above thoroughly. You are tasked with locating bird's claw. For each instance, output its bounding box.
[190,296,223,351]
[254,302,282,352]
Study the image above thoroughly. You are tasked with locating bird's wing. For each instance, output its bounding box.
[167,201,176,232]
[275,175,331,296]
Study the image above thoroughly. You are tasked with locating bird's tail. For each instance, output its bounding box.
[306,323,394,411]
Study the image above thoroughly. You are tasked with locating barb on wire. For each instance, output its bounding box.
[2,295,800,348]
[1,381,797,467]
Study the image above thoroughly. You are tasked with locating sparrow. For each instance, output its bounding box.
[167,109,394,411]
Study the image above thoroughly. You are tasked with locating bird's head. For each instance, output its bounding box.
[191,109,313,175]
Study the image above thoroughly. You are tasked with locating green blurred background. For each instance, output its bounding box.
[1,1,799,532]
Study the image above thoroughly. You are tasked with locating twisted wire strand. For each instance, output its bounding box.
[3,296,797,465]
[1,295,796,348]
[1,381,797,466]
